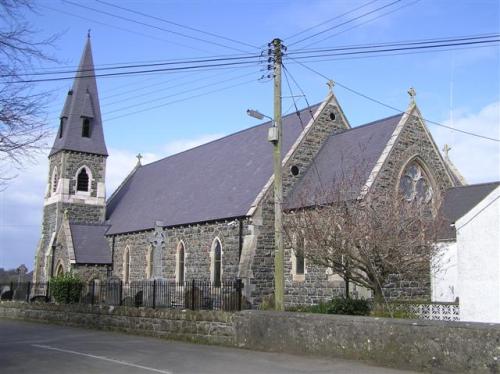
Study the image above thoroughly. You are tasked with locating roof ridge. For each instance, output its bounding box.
[447,181,500,190]
[142,103,321,168]
[333,113,404,136]
[69,221,110,227]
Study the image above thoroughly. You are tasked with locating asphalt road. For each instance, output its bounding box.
[0,319,419,374]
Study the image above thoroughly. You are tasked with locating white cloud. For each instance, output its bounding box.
[431,101,500,184]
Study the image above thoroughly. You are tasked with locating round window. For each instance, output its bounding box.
[329,112,336,121]
[290,165,299,176]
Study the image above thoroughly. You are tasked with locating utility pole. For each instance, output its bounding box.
[269,38,285,311]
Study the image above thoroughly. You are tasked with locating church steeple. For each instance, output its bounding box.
[50,36,108,157]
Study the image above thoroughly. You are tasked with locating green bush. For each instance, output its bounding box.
[287,297,371,316]
[327,297,371,316]
[49,273,84,304]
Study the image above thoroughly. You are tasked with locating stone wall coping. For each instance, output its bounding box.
[238,310,500,330]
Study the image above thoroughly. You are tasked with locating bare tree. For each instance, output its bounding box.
[0,0,56,185]
[284,165,442,303]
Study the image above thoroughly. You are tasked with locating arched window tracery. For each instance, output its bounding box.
[399,161,433,204]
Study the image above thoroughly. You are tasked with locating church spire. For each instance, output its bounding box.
[50,36,108,157]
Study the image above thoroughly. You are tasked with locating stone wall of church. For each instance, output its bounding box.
[73,264,110,282]
[367,111,453,301]
[111,219,250,284]
[61,202,105,224]
[246,99,349,306]
[33,203,59,283]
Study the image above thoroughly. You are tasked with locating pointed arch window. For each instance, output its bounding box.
[399,161,433,204]
[176,242,185,284]
[76,168,90,192]
[55,261,64,277]
[211,239,222,287]
[82,118,91,138]
[295,234,305,276]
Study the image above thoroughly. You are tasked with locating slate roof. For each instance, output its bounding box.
[70,223,112,264]
[285,113,403,209]
[106,104,321,234]
[437,181,500,240]
[50,38,108,157]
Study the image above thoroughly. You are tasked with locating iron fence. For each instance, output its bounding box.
[0,279,244,311]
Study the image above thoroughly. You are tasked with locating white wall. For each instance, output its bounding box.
[431,242,458,302]
[457,186,500,323]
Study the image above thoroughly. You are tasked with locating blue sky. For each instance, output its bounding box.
[1,0,499,270]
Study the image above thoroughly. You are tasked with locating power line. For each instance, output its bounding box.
[62,0,252,54]
[287,0,403,47]
[104,78,258,122]
[285,43,497,64]
[5,60,262,84]
[299,0,421,49]
[288,57,500,143]
[286,38,500,61]
[284,0,381,42]
[2,53,262,78]
[95,0,260,51]
[288,33,500,55]
[43,4,213,55]
[104,70,259,115]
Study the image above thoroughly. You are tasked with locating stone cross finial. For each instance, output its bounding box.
[327,80,335,94]
[136,153,143,165]
[442,144,451,159]
[408,87,416,103]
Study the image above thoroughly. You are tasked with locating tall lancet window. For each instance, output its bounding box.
[82,118,91,138]
[176,242,185,284]
[212,239,222,287]
[77,168,90,192]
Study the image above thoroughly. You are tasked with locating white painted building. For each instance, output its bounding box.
[456,185,500,323]
[432,182,500,323]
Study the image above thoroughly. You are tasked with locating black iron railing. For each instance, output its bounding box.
[0,279,244,311]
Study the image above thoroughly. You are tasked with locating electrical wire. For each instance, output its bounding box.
[104,78,258,122]
[5,60,262,84]
[287,0,403,47]
[298,0,421,49]
[286,38,500,61]
[62,0,252,54]
[287,57,500,143]
[43,4,213,55]
[104,70,259,115]
[95,0,260,51]
[287,33,500,55]
[3,53,262,78]
[284,0,381,42]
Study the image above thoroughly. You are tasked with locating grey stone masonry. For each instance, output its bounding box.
[111,219,251,283]
[243,97,349,306]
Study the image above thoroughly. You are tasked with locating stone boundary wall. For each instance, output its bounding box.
[0,302,234,346]
[234,311,500,373]
[1,302,499,373]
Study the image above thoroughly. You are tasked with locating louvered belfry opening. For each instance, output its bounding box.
[82,118,91,138]
[77,168,89,192]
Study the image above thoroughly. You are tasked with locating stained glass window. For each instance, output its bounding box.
[399,161,433,203]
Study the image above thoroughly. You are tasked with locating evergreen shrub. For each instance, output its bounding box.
[49,273,84,304]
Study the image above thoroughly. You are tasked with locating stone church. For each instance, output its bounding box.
[33,38,465,307]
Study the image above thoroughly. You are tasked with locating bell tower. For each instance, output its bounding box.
[33,36,108,282]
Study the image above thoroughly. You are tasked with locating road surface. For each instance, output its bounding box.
[0,319,419,373]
